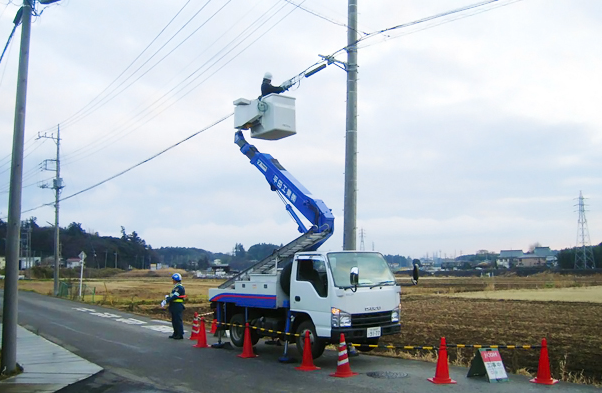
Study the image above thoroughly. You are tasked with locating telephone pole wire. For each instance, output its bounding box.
[2,0,32,374]
[343,0,358,250]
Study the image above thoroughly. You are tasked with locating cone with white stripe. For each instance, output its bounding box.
[189,312,200,340]
[330,333,358,378]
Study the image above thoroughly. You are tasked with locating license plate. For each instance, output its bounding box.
[367,327,381,338]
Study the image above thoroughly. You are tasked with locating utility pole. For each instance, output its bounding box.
[104,249,108,268]
[343,0,358,250]
[114,251,118,269]
[359,228,365,251]
[2,0,32,374]
[38,125,63,295]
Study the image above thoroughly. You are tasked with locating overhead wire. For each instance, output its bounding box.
[3,113,233,219]
[281,0,368,35]
[285,0,523,85]
[53,0,195,132]
[61,0,236,164]
[61,0,294,167]
[356,0,523,50]
[7,0,517,218]
[58,0,214,131]
[6,0,308,217]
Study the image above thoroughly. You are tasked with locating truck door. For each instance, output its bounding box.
[290,258,331,337]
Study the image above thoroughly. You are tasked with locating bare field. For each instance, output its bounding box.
[446,285,602,302]
[11,272,602,384]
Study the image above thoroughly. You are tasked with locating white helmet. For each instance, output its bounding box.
[263,71,272,80]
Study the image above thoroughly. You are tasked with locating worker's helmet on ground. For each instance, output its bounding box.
[172,273,182,282]
[263,71,272,80]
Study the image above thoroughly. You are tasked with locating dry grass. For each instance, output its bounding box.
[445,286,602,303]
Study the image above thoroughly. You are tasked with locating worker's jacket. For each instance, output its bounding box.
[261,80,285,97]
[166,283,186,304]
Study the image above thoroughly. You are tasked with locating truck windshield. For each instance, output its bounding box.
[327,252,395,287]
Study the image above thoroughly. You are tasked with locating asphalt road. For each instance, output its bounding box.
[3,291,600,393]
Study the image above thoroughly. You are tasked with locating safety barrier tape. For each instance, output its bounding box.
[211,321,302,338]
[349,343,542,350]
[192,317,541,350]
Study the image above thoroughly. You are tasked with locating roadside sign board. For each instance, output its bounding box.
[79,251,87,261]
[467,348,509,383]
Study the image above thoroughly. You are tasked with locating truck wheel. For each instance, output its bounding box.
[295,320,325,359]
[229,314,259,347]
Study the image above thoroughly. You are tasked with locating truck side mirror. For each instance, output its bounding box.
[350,267,359,286]
[412,264,419,285]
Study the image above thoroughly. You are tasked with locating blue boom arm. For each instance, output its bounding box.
[234,131,334,247]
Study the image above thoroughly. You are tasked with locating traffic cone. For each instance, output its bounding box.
[189,312,200,340]
[193,317,210,348]
[295,331,320,371]
[428,337,457,384]
[237,323,258,358]
[330,334,358,378]
[210,318,217,334]
[530,338,558,385]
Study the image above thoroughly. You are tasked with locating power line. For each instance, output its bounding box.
[5,113,233,219]
[61,0,297,167]
[56,0,195,130]
[59,0,219,131]
[281,0,368,35]
[4,0,515,218]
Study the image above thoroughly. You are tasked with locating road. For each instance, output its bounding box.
[3,291,600,392]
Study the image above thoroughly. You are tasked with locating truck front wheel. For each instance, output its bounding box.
[229,314,259,347]
[295,320,325,359]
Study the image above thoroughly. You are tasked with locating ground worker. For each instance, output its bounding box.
[161,273,186,339]
[261,71,292,97]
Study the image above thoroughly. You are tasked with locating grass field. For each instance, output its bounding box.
[9,270,602,385]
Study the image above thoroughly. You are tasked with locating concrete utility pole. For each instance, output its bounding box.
[343,0,358,250]
[39,125,63,295]
[2,0,32,374]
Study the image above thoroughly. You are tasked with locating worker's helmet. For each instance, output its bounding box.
[172,273,182,282]
[263,71,272,80]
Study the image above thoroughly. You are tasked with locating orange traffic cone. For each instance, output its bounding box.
[189,312,200,340]
[193,317,210,348]
[330,334,358,378]
[530,338,558,385]
[237,323,258,358]
[210,318,217,334]
[428,337,457,384]
[295,331,320,371]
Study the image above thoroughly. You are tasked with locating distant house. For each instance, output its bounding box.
[516,254,546,267]
[65,258,82,269]
[498,250,523,268]
[209,259,230,274]
[18,257,41,269]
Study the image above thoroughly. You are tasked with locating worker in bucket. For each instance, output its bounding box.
[261,71,292,97]
[161,273,187,339]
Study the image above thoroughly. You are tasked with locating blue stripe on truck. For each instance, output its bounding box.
[211,293,277,308]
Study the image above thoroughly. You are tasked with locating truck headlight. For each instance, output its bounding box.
[331,308,352,328]
[391,304,400,322]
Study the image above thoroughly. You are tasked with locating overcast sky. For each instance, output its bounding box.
[1,0,600,259]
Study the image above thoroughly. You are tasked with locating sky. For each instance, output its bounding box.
[0,0,601,259]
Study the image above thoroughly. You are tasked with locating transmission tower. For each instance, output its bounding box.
[359,228,365,251]
[574,191,595,269]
